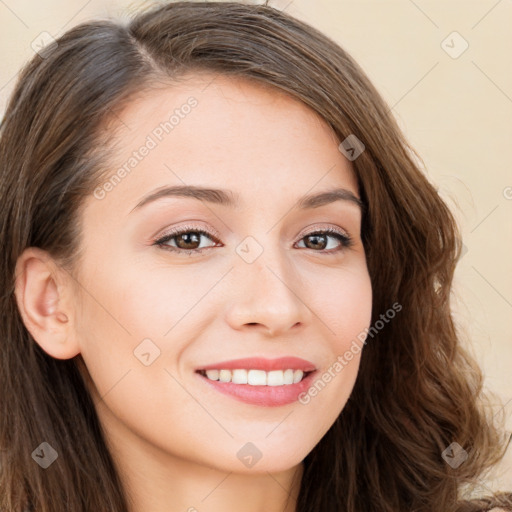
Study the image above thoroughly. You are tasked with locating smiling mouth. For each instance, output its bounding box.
[196,368,313,386]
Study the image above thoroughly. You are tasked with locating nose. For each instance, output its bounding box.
[224,251,310,338]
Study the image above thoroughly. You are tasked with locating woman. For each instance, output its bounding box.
[0,2,510,511]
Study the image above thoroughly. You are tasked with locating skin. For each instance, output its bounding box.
[15,73,372,512]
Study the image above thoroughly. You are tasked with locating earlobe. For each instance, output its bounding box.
[14,247,80,360]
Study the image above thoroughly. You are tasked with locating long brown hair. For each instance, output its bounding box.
[1,2,510,511]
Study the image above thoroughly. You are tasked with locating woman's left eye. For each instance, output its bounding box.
[296,228,353,252]
[154,226,353,256]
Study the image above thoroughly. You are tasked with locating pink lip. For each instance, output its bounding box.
[195,357,317,407]
[197,370,317,407]
[197,356,316,372]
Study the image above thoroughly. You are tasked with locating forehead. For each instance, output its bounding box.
[90,72,359,215]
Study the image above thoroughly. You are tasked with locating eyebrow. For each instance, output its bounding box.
[130,185,364,213]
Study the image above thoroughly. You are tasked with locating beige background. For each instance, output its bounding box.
[1,0,510,493]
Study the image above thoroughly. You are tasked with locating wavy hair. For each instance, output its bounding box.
[0,2,510,511]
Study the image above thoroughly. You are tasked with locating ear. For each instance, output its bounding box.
[14,247,80,359]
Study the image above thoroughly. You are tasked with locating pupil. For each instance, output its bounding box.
[179,233,200,249]
[308,234,325,250]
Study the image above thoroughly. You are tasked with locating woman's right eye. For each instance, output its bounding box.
[154,227,220,256]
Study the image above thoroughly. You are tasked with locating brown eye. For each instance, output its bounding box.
[173,232,203,250]
[155,228,219,255]
[296,229,353,252]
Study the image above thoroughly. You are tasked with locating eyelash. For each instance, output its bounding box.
[153,224,354,256]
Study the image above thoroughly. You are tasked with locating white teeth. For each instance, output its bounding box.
[283,369,294,385]
[232,369,248,384]
[219,369,231,382]
[205,369,219,381]
[248,369,267,386]
[267,370,284,386]
[202,368,308,386]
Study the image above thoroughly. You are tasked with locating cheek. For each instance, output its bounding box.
[314,261,373,349]
[297,264,372,411]
[74,255,224,398]
[104,258,223,337]
[73,268,211,457]
[76,254,206,343]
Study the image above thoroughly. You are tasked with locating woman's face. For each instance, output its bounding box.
[71,73,372,474]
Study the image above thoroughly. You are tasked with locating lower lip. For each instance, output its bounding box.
[197,371,317,407]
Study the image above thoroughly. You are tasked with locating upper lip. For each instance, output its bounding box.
[197,357,316,372]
